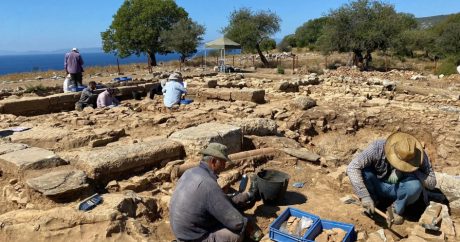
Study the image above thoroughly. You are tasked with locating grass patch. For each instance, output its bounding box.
[24,84,47,93]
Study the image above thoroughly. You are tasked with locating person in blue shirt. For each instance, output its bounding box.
[162,73,187,108]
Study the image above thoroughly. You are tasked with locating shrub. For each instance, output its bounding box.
[436,56,459,75]
[24,84,47,93]
[277,65,285,74]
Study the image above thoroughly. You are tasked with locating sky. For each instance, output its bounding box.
[0,0,459,52]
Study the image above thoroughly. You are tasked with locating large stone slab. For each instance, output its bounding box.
[0,143,29,155]
[26,170,89,197]
[69,138,184,181]
[231,88,265,103]
[0,147,68,174]
[169,122,242,155]
[10,127,125,150]
[435,172,460,212]
[0,97,50,116]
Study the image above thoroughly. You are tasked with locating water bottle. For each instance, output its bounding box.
[239,174,248,193]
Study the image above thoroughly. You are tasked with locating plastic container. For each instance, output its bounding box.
[305,219,356,242]
[180,99,193,104]
[70,86,86,92]
[269,207,320,242]
[257,169,290,203]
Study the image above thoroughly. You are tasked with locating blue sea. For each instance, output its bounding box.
[0,52,182,75]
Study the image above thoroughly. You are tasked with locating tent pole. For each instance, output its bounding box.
[204,48,207,70]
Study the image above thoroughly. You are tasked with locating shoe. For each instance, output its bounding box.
[387,205,404,225]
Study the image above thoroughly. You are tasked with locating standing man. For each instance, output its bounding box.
[347,132,436,225]
[162,73,187,108]
[170,143,259,242]
[65,48,84,87]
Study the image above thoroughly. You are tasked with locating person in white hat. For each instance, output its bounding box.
[170,143,260,242]
[162,72,187,108]
[347,132,436,225]
[64,47,84,87]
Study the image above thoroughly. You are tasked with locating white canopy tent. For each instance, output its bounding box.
[204,37,241,72]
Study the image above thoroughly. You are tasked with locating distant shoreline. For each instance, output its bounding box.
[0,52,181,76]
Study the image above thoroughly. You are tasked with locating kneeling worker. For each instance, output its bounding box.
[163,73,186,108]
[170,143,259,242]
[347,132,436,225]
[75,81,97,111]
[97,88,120,108]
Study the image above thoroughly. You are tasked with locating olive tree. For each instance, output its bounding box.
[318,0,417,68]
[161,18,205,63]
[294,17,328,49]
[101,0,187,66]
[223,8,281,67]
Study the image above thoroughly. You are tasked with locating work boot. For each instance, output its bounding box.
[247,174,261,201]
[387,205,404,225]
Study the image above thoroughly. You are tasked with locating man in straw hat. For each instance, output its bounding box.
[170,143,259,242]
[347,132,436,225]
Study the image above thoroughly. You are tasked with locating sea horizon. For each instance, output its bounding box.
[0,52,185,76]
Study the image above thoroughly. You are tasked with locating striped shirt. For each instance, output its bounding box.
[347,139,436,199]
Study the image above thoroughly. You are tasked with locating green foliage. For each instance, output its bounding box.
[295,17,328,48]
[392,29,435,57]
[436,56,460,75]
[101,0,187,66]
[223,8,281,66]
[437,22,460,56]
[277,34,296,52]
[160,18,205,62]
[260,38,277,52]
[277,65,285,74]
[318,0,417,56]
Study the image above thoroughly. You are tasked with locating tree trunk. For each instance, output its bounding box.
[147,52,157,67]
[180,55,186,63]
[256,44,269,67]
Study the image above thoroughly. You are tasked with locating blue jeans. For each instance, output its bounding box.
[362,169,422,215]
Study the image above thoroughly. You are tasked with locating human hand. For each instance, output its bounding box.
[361,196,375,214]
[387,169,402,184]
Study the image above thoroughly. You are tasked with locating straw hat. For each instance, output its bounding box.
[168,73,183,82]
[384,132,423,172]
[200,143,233,164]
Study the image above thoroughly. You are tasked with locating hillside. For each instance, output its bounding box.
[417,14,454,29]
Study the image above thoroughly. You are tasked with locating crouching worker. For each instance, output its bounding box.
[97,88,120,108]
[347,132,436,225]
[75,81,97,111]
[170,143,259,242]
[163,73,186,109]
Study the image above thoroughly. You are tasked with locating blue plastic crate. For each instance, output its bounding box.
[269,207,320,242]
[305,219,356,242]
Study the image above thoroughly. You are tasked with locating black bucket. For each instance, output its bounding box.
[256,169,290,204]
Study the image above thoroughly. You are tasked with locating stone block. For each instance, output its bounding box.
[10,127,70,149]
[26,170,89,197]
[70,138,184,181]
[197,88,232,101]
[0,147,68,174]
[117,86,144,98]
[0,97,50,116]
[435,172,460,212]
[290,96,317,110]
[231,118,277,136]
[0,143,29,155]
[231,88,265,103]
[169,122,242,155]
